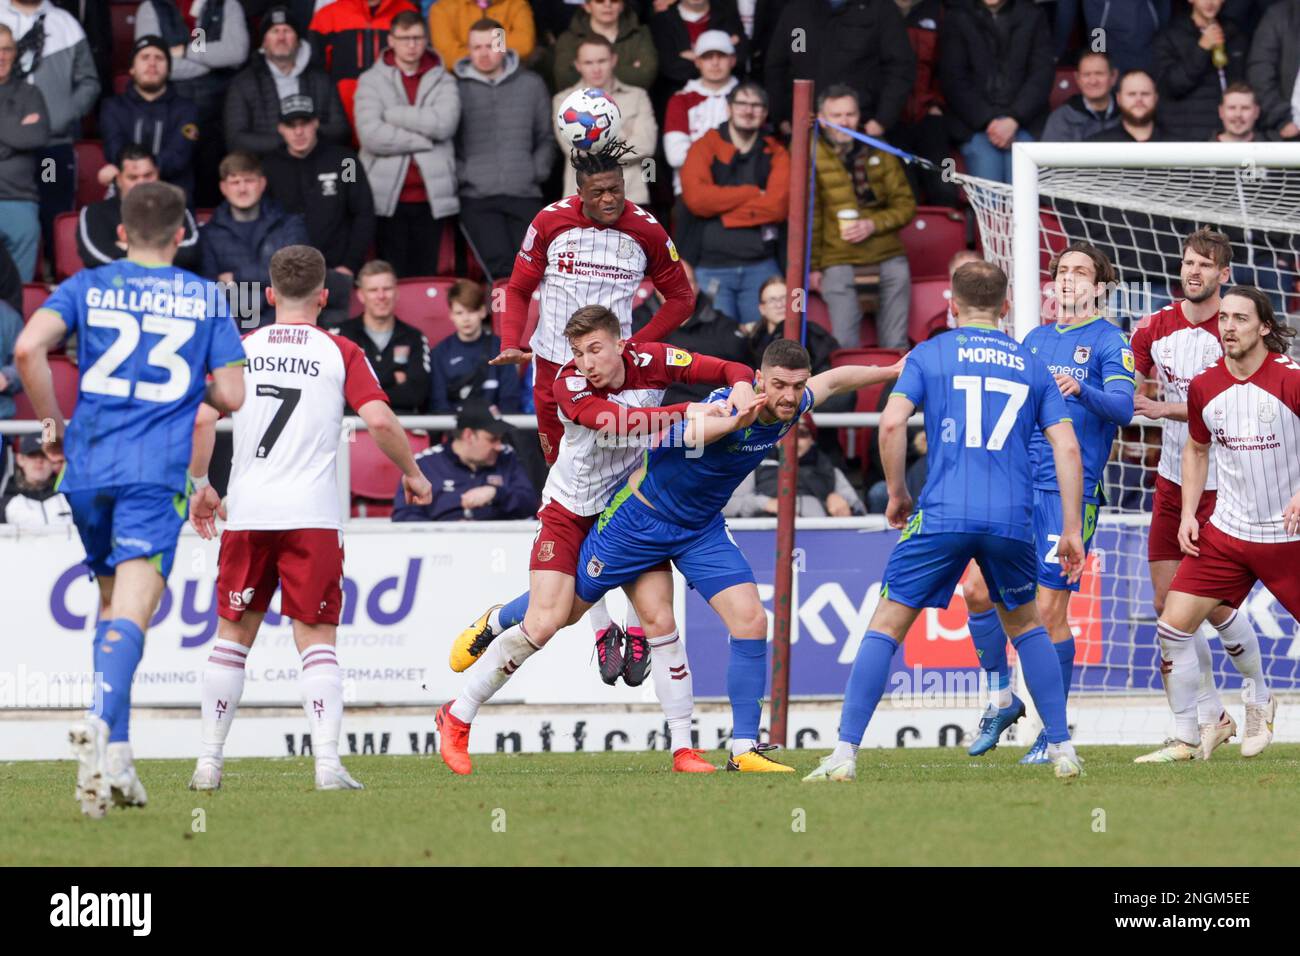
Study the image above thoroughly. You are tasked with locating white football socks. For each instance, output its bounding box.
[299,644,344,767]
[830,741,858,764]
[587,597,612,636]
[648,630,693,752]
[1193,626,1226,725]
[1158,621,1200,745]
[1214,609,1269,704]
[624,603,642,632]
[200,639,248,765]
[487,606,504,635]
[450,625,541,724]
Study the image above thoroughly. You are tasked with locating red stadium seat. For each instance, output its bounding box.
[393,276,462,346]
[907,277,951,343]
[899,206,968,280]
[74,140,107,209]
[13,355,79,419]
[350,430,430,516]
[1050,66,1081,111]
[53,212,83,281]
[22,283,49,320]
[112,73,130,96]
[110,3,140,74]
[830,348,905,460]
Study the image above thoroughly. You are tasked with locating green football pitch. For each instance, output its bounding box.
[3,747,1297,866]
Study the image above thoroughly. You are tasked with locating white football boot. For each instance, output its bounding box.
[1199,712,1237,760]
[1134,739,1199,763]
[189,759,223,791]
[1047,741,1084,779]
[1241,695,1277,758]
[106,741,148,808]
[315,763,364,790]
[69,717,110,819]
[801,754,857,783]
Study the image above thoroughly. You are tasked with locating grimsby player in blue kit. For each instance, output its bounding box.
[15,182,246,818]
[964,243,1136,762]
[804,261,1088,783]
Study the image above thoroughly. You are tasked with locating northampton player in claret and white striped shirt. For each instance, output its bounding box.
[1141,286,1299,763]
[1130,229,1270,761]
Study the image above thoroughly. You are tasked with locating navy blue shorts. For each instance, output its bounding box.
[882,530,1038,611]
[575,491,754,604]
[1034,489,1098,593]
[66,483,187,579]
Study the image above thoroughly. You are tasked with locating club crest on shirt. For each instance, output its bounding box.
[586,556,605,578]
[566,375,587,391]
[317,172,339,197]
[487,475,503,487]
[1258,399,1277,424]
[1160,343,1173,361]
[393,345,410,364]
[1073,345,1092,364]
[443,479,457,492]
[617,237,637,260]
[1203,344,1220,369]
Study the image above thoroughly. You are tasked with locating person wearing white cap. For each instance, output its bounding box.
[662,28,738,194]
[650,0,747,94]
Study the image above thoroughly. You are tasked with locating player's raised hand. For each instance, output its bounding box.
[731,393,767,429]
[1283,490,1300,537]
[1058,530,1086,584]
[189,485,225,539]
[885,490,913,530]
[403,472,433,506]
[1177,513,1201,557]
[489,348,533,366]
[726,380,758,413]
[1054,372,1082,398]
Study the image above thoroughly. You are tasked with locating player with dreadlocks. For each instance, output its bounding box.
[454,142,696,684]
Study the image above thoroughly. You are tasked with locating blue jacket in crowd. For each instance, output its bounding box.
[391,442,538,522]
[100,85,200,203]
[429,331,522,414]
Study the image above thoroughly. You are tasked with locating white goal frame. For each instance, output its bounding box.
[1010,141,1300,341]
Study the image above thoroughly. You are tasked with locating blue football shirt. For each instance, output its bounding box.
[44,261,246,493]
[1023,316,1135,502]
[891,323,1072,541]
[634,385,816,530]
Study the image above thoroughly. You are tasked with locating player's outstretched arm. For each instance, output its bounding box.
[205,366,246,415]
[1178,437,1211,556]
[806,355,907,407]
[683,392,766,448]
[879,393,915,530]
[1132,371,1188,422]
[356,399,433,506]
[1045,421,1085,583]
[13,309,70,457]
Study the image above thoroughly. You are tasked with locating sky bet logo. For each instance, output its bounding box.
[49,886,151,936]
[49,559,425,647]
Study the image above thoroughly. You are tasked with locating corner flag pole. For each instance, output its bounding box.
[770,78,815,748]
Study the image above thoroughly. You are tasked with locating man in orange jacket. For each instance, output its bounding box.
[428,0,535,68]
[677,81,789,327]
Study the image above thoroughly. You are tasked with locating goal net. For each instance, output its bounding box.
[958,142,1300,743]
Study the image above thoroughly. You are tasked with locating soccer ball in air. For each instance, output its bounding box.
[556,88,623,153]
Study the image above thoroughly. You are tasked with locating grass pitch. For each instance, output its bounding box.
[3,746,1297,866]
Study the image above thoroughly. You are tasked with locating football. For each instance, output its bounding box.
[556,87,623,153]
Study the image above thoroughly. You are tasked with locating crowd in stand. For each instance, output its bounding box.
[1,0,1299,523]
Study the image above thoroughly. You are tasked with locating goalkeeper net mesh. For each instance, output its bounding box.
[959,163,1300,741]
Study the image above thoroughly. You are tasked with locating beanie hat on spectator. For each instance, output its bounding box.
[259,5,298,44]
[132,35,172,75]
[693,30,735,57]
[16,433,44,456]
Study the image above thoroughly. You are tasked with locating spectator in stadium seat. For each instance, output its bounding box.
[354,9,460,279]
[224,6,350,158]
[98,36,200,204]
[332,260,433,414]
[553,36,656,204]
[310,0,418,131]
[810,85,914,351]
[0,432,72,526]
[454,17,553,282]
[1245,0,1300,141]
[764,0,913,137]
[0,23,49,283]
[135,0,249,208]
[391,399,538,521]
[744,275,852,418]
[0,0,98,274]
[1213,82,1275,141]
[663,29,737,196]
[1041,50,1121,143]
[677,82,787,327]
[939,0,1053,185]
[1081,0,1169,75]
[263,94,375,323]
[891,0,958,207]
[199,151,309,327]
[725,415,864,518]
[1086,70,1168,141]
[429,278,521,414]
[553,0,657,92]
[1151,0,1248,142]
[0,296,21,421]
[651,0,746,101]
[77,144,202,272]
[428,0,535,69]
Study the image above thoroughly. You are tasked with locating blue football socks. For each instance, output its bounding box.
[838,631,900,745]
[726,637,767,743]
